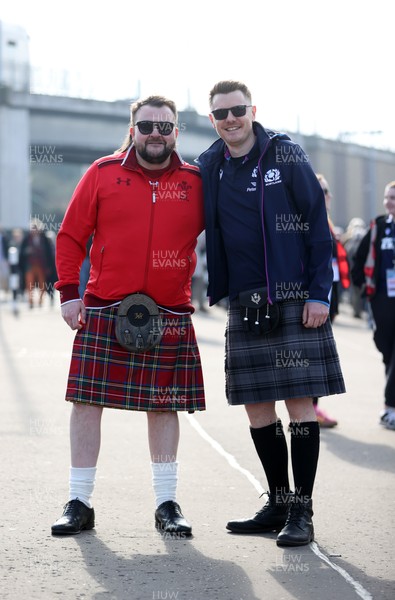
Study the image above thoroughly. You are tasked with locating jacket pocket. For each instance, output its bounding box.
[96,246,105,282]
[179,255,194,294]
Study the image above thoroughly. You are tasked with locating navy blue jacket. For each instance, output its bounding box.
[196,123,333,306]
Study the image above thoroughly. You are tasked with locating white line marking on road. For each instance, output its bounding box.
[185,413,265,495]
[310,542,372,600]
[185,413,373,600]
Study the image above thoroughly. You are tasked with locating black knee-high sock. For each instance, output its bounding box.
[250,421,290,496]
[290,421,320,501]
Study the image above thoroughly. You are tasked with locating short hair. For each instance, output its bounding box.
[209,81,252,108]
[385,180,395,193]
[130,95,177,125]
[115,95,178,153]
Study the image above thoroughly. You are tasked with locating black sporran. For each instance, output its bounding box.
[115,293,163,352]
[238,287,281,335]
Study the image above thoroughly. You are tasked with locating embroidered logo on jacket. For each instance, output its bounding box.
[246,166,258,192]
[264,169,281,186]
[116,177,131,186]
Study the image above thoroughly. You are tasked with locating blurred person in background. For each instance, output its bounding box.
[352,180,395,430]
[0,225,10,296]
[45,229,58,307]
[9,227,24,299]
[316,174,350,321]
[313,174,350,427]
[19,218,56,308]
[342,217,368,319]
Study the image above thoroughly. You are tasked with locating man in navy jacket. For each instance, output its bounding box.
[197,80,345,547]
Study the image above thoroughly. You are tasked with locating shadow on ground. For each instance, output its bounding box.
[75,531,260,600]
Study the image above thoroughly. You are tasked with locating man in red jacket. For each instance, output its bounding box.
[51,96,205,536]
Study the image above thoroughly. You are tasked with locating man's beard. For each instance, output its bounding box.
[135,139,175,165]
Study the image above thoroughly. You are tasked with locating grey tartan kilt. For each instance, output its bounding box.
[225,300,346,405]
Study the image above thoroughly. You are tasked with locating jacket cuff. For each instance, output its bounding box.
[305,299,330,308]
[58,284,80,304]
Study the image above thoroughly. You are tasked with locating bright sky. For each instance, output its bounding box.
[1,0,394,150]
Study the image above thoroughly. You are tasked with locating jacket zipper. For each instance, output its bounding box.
[257,140,273,303]
[144,181,159,289]
[97,246,105,280]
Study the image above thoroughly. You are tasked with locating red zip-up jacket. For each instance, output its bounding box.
[55,147,204,309]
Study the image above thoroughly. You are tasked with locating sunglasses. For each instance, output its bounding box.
[211,104,252,121]
[322,188,330,195]
[135,121,175,136]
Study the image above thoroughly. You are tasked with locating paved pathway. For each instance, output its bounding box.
[0,295,394,599]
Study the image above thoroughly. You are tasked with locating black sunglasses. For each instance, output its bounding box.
[211,104,252,121]
[135,121,175,136]
[322,188,330,195]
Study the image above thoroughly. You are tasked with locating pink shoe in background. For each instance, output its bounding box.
[314,405,338,428]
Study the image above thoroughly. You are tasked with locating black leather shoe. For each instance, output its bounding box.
[276,499,314,546]
[226,494,289,533]
[51,499,95,535]
[155,501,192,536]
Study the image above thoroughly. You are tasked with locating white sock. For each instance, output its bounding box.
[69,466,97,509]
[151,461,178,508]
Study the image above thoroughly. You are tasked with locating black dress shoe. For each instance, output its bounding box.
[226,494,289,533]
[155,501,192,536]
[276,499,314,546]
[51,499,95,535]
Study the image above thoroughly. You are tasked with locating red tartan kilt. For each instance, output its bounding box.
[65,306,205,412]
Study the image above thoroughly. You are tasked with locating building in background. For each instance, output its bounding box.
[0,20,394,232]
[0,21,30,229]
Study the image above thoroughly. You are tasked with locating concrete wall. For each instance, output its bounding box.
[300,134,395,230]
[0,101,30,228]
[0,88,394,230]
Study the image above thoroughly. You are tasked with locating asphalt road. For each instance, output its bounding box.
[1,294,394,600]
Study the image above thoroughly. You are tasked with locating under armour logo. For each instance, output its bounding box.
[116,177,131,185]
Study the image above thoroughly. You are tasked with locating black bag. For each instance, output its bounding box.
[115,293,163,352]
[238,287,281,335]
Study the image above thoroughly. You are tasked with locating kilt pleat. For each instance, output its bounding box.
[225,300,346,405]
[65,306,205,411]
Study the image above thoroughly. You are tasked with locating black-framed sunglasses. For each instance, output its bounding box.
[211,104,252,121]
[135,121,175,136]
